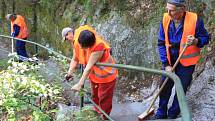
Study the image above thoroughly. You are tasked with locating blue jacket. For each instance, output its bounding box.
[158,15,209,67]
[12,24,20,37]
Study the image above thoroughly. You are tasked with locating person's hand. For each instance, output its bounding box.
[71,83,83,91]
[11,32,15,37]
[186,35,198,46]
[165,66,173,72]
[64,73,73,82]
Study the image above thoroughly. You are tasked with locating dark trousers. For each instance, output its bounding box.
[156,63,195,118]
[16,38,28,60]
[91,80,116,120]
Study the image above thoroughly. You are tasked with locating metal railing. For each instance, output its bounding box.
[0,35,191,121]
[96,63,191,121]
[0,35,72,61]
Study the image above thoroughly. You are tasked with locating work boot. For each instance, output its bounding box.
[168,113,181,119]
[152,107,167,120]
[168,105,180,119]
[148,114,167,120]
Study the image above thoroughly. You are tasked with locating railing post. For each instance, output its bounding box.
[35,45,38,55]
[80,64,84,109]
[11,37,14,53]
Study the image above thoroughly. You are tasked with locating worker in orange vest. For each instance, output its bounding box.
[62,25,118,120]
[6,14,29,61]
[152,0,210,119]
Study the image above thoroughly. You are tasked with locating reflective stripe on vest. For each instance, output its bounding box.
[92,68,117,78]
[89,40,117,83]
[89,49,118,83]
[91,57,117,79]
[163,12,200,66]
[181,51,200,59]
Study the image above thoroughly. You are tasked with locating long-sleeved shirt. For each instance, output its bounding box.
[158,13,209,67]
[12,24,20,37]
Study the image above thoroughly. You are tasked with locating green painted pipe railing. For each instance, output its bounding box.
[0,35,191,121]
[84,92,114,121]
[0,35,72,61]
[96,63,191,121]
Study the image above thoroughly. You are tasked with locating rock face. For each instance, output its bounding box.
[95,13,160,67]
[187,57,215,121]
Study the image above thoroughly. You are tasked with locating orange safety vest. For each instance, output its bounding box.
[163,12,200,66]
[73,25,96,65]
[11,15,29,39]
[73,25,110,65]
[74,25,118,83]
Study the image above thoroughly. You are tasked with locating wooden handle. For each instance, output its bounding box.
[146,44,188,114]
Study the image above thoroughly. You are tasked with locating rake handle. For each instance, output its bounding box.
[146,44,188,113]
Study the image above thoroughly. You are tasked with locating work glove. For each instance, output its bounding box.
[165,66,173,72]
[11,32,15,37]
[64,73,73,82]
[186,35,198,46]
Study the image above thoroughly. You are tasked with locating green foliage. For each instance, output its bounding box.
[49,55,68,71]
[74,106,101,121]
[39,0,58,11]
[45,55,69,81]
[0,55,62,120]
[0,53,93,120]
[84,0,94,23]
[33,109,51,121]
[0,58,9,71]
[198,46,208,64]
[79,89,86,97]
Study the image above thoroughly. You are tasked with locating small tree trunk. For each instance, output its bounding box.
[12,0,15,14]
[1,0,6,33]
[33,1,38,54]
